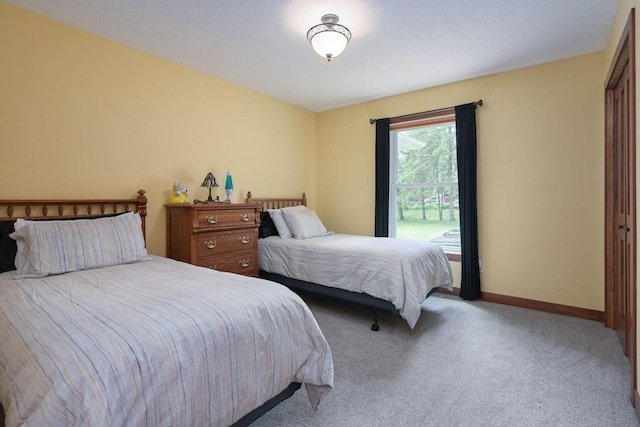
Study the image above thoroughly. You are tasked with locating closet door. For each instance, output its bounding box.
[612,62,633,354]
[605,8,636,401]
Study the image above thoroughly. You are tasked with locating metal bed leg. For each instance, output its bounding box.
[371,311,380,331]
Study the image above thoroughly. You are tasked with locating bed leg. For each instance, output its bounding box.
[371,311,380,331]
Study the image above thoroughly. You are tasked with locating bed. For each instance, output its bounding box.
[0,191,333,427]
[245,192,454,330]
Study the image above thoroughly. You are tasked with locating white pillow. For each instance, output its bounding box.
[281,206,331,239]
[11,218,31,277]
[10,212,149,278]
[266,209,293,239]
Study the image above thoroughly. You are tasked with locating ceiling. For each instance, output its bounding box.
[5,0,619,112]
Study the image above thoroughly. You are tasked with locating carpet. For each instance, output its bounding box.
[250,291,640,427]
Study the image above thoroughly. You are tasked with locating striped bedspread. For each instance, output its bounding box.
[259,234,454,328]
[0,256,333,427]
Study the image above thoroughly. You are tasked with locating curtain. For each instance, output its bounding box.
[374,118,390,237]
[455,103,481,300]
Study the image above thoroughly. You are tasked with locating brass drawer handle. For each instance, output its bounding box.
[240,214,251,222]
[206,215,219,224]
[239,236,250,244]
[204,240,217,249]
[239,259,250,268]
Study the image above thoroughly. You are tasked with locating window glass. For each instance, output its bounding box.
[389,119,460,254]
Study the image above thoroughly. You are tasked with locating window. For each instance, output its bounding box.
[388,109,461,258]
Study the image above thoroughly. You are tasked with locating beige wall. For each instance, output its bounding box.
[0,2,318,256]
[317,53,605,312]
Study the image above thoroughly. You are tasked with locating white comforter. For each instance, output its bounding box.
[259,234,454,328]
[0,256,333,427]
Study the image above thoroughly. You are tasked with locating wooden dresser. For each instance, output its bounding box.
[165,203,260,277]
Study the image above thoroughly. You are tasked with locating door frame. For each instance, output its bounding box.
[605,8,637,404]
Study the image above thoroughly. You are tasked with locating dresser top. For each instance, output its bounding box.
[164,203,260,210]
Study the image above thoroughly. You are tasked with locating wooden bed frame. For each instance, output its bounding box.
[246,191,308,210]
[246,191,409,331]
[0,189,148,237]
[0,190,302,427]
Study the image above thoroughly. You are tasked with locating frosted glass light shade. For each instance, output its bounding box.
[310,31,349,59]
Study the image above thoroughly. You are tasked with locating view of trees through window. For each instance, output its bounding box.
[389,121,461,254]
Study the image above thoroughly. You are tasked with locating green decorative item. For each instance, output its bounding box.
[225,170,234,203]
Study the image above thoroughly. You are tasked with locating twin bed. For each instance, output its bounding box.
[0,191,332,427]
[246,192,454,330]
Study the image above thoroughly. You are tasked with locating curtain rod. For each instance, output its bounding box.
[369,99,483,124]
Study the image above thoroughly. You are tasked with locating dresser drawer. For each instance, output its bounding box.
[195,229,256,257]
[196,251,257,276]
[195,208,257,230]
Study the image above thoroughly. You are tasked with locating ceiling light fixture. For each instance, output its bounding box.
[307,14,351,62]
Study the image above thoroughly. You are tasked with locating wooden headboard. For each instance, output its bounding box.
[246,191,307,211]
[0,189,148,237]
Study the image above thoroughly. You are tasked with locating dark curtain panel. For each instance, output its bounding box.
[374,118,391,237]
[455,103,481,300]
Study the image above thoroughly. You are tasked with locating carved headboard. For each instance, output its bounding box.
[0,189,148,237]
[246,191,307,211]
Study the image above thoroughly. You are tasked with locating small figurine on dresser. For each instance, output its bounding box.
[170,182,190,204]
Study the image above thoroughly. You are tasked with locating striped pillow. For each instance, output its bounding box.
[10,212,149,278]
[281,206,331,239]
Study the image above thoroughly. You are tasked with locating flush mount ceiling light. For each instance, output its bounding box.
[306,14,351,62]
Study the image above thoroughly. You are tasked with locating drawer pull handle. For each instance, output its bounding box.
[239,259,250,268]
[204,240,217,249]
[208,265,217,270]
[239,236,250,244]
[206,216,219,224]
[240,214,251,222]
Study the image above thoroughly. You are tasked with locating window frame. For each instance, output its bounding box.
[388,108,461,262]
